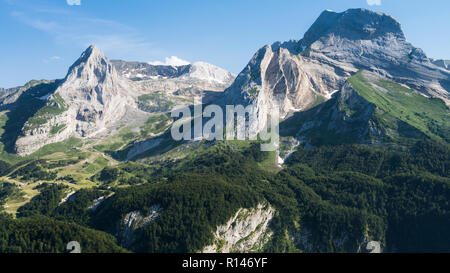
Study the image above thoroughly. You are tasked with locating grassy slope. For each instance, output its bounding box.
[93,113,172,156]
[0,109,174,216]
[0,109,112,215]
[281,71,449,147]
[348,72,450,142]
[25,93,68,131]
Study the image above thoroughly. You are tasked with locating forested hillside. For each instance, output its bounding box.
[2,139,447,253]
[0,215,128,253]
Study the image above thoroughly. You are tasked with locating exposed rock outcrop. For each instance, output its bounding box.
[112,60,236,94]
[119,204,163,247]
[202,203,275,253]
[223,8,450,135]
[15,45,139,155]
[59,191,76,205]
[89,193,115,212]
[432,59,449,70]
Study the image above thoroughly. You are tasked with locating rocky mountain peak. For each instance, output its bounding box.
[185,62,236,85]
[73,45,106,66]
[15,45,138,155]
[81,44,103,59]
[432,59,450,70]
[301,8,405,48]
[111,59,236,93]
[65,44,115,85]
[223,8,450,136]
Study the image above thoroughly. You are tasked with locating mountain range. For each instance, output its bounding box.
[0,8,449,253]
[0,46,236,156]
[224,9,449,138]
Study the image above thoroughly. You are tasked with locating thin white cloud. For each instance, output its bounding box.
[34,7,71,15]
[81,34,156,57]
[10,10,160,61]
[43,56,62,63]
[11,11,60,32]
[367,0,382,6]
[66,0,81,6]
[148,56,190,66]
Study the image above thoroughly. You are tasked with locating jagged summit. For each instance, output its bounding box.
[65,44,116,85]
[15,45,138,155]
[111,59,236,92]
[78,44,103,60]
[301,9,404,48]
[186,62,235,85]
[67,45,105,72]
[223,8,450,136]
[298,8,426,67]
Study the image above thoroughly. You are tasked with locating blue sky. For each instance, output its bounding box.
[1,0,449,88]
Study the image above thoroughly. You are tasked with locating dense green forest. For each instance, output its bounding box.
[0,181,24,210]
[92,174,262,252]
[17,183,69,218]
[0,215,127,253]
[0,139,449,253]
[10,160,58,182]
[0,160,10,176]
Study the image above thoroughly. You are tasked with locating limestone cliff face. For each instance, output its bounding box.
[224,42,346,134]
[302,9,450,103]
[432,59,449,70]
[223,8,450,134]
[15,45,138,155]
[202,203,275,253]
[119,204,163,247]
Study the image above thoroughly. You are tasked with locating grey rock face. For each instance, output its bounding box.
[0,86,19,104]
[432,59,449,70]
[0,80,55,108]
[202,203,274,253]
[8,47,235,157]
[223,8,450,134]
[281,80,380,146]
[15,45,138,155]
[301,9,405,48]
[111,60,191,79]
[120,204,163,247]
[305,9,449,100]
[224,42,347,134]
[112,59,236,93]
